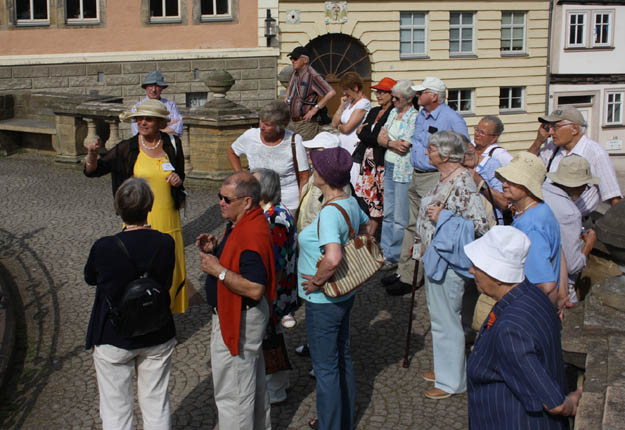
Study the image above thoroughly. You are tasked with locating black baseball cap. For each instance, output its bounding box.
[287,46,310,60]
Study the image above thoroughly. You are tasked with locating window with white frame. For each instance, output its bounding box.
[606,91,623,125]
[67,0,99,23]
[16,0,49,24]
[567,12,587,48]
[501,11,526,53]
[499,87,524,112]
[150,0,180,22]
[400,12,427,57]
[448,89,473,114]
[592,11,612,47]
[450,12,474,54]
[201,0,230,19]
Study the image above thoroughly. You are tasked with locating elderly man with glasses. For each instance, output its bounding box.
[130,71,183,136]
[196,172,276,429]
[529,105,622,215]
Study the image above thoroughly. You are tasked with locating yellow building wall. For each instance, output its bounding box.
[279,1,550,151]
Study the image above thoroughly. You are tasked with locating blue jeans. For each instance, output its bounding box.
[381,162,411,263]
[425,268,467,394]
[306,296,356,430]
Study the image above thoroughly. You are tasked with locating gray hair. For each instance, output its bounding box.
[259,100,291,132]
[252,168,282,205]
[392,80,416,100]
[429,130,465,163]
[436,89,447,103]
[224,171,261,206]
[481,115,504,136]
[114,177,154,225]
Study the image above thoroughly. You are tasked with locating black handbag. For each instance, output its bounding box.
[106,236,171,338]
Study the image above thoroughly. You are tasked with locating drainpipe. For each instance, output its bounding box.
[545,0,554,113]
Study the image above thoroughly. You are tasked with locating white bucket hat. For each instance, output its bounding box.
[302,131,340,149]
[464,226,531,283]
[496,151,546,200]
[547,154,600,188]
[119,99,170,123]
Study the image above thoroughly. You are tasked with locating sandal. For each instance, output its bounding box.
[308,418,318,430]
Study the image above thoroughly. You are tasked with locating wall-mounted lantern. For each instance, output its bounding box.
[264,9,277,47]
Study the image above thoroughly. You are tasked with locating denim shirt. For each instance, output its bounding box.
[410,103,469,171]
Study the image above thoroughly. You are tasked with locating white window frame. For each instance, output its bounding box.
[448,89,474,115]
[499,87,525,113]
[501,11,526,54]
[566,11,588,48]
[149,0,181,23]
[399,12,428,58]
[449,12,475,55]
[15,0,50,26]
[592,10,613,48]
[200,0,232,21]
[605,90,624,126]
[67,0,100,24]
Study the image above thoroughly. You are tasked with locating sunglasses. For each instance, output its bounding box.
[374,90,390,95]
[218,193,246,204]
[392,95,401,101]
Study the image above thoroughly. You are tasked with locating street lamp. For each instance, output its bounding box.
[264,9,277,47]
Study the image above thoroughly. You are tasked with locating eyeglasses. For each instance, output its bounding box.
[544,122,574,132]
[392,95,401,101]
[417,90,435,96]
[218,193,246,204]
[426,145,438,153]
[374,90,390,96]
[473,127,498,137]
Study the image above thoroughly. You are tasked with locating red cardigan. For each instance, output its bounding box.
[217,207,276,356]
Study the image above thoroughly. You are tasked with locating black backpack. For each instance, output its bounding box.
[106,236,171,338]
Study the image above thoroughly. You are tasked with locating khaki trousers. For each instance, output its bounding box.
[288,120,319,141]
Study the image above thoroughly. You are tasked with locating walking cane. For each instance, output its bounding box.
[402,257,422,368]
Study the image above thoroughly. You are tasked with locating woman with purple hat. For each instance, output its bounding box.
[297,147,369,430]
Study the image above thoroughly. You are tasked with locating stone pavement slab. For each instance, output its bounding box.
[0,153,468,429]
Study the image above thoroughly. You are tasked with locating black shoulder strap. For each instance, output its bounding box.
[113,235,160,275]
[488,146,501,157]
[546,146,561,172]
[482,182,503,224]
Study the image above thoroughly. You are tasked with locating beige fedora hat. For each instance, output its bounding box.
[119,99,170,123]
[547,154,600,188]
[496,151,546,200]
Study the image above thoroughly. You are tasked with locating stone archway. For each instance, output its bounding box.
[305,34,372,115]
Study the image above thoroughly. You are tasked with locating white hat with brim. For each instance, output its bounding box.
[464,226,531,283]
[302,132,340,149]
[496,151,546,201]
[119,99,170,123]
[547,154,600,188]
[411,77,446,93]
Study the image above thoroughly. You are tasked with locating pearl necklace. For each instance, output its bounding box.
[514,201,538,217]
[123,223,151,231]
[140,135,162,150]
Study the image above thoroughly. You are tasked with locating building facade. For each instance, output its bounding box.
[0,0,280,113]
[549,0,625,154]
[278,0,551,151]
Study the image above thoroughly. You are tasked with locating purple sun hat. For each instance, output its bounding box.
[310,147,352,188]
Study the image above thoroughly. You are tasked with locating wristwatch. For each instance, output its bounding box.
[218,268,228,282]
[314,104,320,110]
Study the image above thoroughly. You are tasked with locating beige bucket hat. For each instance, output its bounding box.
[496,151,546,200]
[547,154,600,188]
[119,99,170,123]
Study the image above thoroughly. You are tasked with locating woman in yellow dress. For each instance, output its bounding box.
[84,99,188,314]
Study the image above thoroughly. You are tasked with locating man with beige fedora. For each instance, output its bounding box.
[131,70,183,136]
[543,155,599,303]
[528,105,621,215]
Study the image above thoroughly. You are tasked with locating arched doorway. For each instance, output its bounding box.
[305,34,371,115]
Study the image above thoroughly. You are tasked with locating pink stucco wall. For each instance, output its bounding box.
[0,1,258,55]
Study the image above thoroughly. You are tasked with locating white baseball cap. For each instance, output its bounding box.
[302,132,340,149]
[463,226,531,283]
[411,77,446,93]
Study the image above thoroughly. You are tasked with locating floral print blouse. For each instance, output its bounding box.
[383,106,418,183]
[415,169,489,257]
[263,203,298,320]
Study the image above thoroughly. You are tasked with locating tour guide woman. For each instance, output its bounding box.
[297,147,369,430]
[84,99,188,314]
[85,177,177,429]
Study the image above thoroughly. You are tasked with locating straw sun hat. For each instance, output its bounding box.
[119,99,170,123]
[495,151,546,201]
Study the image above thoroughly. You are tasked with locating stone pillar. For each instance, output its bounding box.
[53,113,88,164]
[83,118,99,149]
[105,119,122,150]
[182,124,192,174]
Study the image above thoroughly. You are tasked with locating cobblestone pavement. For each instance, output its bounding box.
[0,153,469,429]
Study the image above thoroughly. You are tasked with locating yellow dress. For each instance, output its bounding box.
[134,149,188,314]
